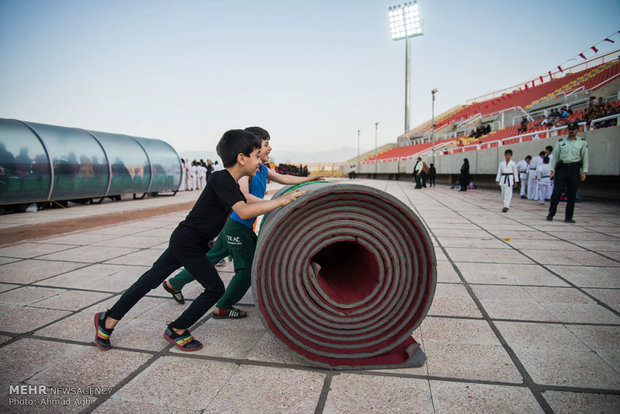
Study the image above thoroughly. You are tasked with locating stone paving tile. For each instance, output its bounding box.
[323,374,432,414]
[29,290,112,311]
[547,265,620,288]
[0,305,71,334]
[436,237,508,249]
[0,259,86,284]
[0,242,75,259]
[93,398,202,414]
[36,263,147,292]
[204,365,325,413]
[512,347,620,389]
[90,235,165,249]
[540,302,620,324]
[543,390,620,414]
[111,356,238,411]
[429,380,544,413]
[446,247,535,264]
[424,341,522,383]
[245,332,310,366]
[39,232,118,246]
[427,284,482,318]
[104,248,166,266]
[565,325,620,352]
[0,338,84,398]
[572,239,620,252]
[0,283,22,293]
[504,238,585,251]
[37,245,139,263]
[0,257,20,265]
[0,335,12,345]
[495,321,590,352]
[521,249,620,266]
[479,299,559,322]
[0,286,65,306]
[457,262,568,286]
[435,261,461,283]
[170,310,266,359]
[420,317,501,346]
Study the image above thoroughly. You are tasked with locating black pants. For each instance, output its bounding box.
[414,173,422,188]
[428,176,435,187]
[548,163,580,220]
[107,247,224,330]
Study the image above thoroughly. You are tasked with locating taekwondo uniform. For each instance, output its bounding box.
[527,155,542,200]
[496,159,519,210]
[537,162,552,205]
[516,158,529,198]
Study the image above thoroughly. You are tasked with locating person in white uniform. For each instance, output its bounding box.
[495,149,519,212]
[516,155,531,199]
[544,145,554,200]
[527,151,544,200]
[536,156,552,205]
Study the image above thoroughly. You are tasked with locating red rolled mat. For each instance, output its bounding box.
[252,182,436,369]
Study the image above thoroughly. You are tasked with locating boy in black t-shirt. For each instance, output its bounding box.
[94,130,308,351]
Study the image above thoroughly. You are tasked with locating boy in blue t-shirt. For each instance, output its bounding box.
[163,126,322,319]
[94,130,308,352]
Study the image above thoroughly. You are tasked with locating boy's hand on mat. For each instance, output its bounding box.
[279,189,309,206]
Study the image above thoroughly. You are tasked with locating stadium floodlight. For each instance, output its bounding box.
[388,1,424,133]
[388,1,424,41]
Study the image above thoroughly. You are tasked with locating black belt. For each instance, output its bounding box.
[541,175,550,178]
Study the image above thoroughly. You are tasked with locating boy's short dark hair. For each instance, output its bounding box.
[543,156,550,163]
[245,126,270,141]
[504,149,513,155]
[545,146,553,152]
[216,130,261,168]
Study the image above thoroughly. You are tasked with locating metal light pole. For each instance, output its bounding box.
[389,1,424,134]
[357,129,360,176]
[431,88,437,164]
[374,122,379,176]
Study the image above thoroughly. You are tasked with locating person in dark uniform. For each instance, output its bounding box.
[546,122,588,223]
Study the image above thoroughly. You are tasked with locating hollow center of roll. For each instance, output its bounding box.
[311,241,379,304]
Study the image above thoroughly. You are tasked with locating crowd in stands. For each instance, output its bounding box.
[275,163,309,177]
[468,124,491,139]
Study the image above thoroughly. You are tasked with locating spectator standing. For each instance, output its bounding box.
[413,157,423,189]
[428,163,436,187]
[458,158,469,192]
[547,122,588,223]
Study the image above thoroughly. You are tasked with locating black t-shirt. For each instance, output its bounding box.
[171,169,245,255]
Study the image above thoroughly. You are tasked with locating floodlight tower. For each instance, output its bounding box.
[388,1,424,133]
[431,88,437,164]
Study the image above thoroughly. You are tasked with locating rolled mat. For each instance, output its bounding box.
[252,182,436,370]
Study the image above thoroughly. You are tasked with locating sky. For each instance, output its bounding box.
[1,0,618,161]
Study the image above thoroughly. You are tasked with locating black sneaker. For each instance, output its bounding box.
[94,311,113,351]
[546,215,553,221]
[163,324,203,351]
[162,281,185,304]
[564,218,576,223]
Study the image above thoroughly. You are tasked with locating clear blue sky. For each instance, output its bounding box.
[1,0,618,157]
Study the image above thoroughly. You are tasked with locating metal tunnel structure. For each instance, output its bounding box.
[0,119,182,207]
[252,182,437,369]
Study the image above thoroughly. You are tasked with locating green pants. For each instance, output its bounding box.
[168,218,257,310]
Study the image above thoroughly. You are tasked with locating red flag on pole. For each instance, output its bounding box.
[579,53,586,60]
[557,66,563,73]
[531,80,535,88]
[591,46,599,53]
[524,84,528,90]
[548,71,552,79]
[604,38,615,43]
[539,76,543,83]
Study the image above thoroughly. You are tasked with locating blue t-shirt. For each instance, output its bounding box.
[230,163,268,229]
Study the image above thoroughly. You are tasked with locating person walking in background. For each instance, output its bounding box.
[495,149,519,212]
[517,155,531,199]
[413,157,423,189]
[458,158,469,191]
[428,163,436,187]
[547,122,588,223]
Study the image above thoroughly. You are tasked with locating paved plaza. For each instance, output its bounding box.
[0,179,618,413]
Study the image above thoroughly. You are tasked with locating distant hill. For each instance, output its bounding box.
[180,146,367,165]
